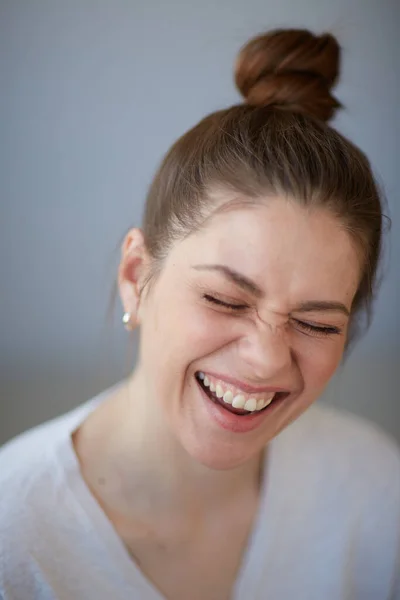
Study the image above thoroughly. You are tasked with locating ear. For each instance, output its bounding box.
[118,228,150,329]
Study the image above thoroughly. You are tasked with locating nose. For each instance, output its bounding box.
[238,321,292,381]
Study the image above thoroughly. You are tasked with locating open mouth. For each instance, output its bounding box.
[195,371,287,417]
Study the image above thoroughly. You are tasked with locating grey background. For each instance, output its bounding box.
[1,0,399,445]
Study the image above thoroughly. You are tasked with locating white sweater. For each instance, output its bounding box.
[0,387,399,600]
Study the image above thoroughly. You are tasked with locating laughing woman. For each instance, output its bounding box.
[1,29,399,600]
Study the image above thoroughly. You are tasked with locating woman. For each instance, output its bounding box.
[0,28,399,600]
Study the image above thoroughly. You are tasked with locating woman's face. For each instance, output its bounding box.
[124,198,361,470]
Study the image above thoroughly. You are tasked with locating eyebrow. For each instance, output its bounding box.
[192,264,264,298]
[192,264,351,317]
[295,300,350,317]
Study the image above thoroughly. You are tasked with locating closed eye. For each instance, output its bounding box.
[203,294,249,311]
[293,319,342,337]
[204,295,343,336]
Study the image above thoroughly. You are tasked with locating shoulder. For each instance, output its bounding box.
[0,391,107,511]
[295,402,400,467]
[0,407,80,528]
[262,405,400,596]
[0,385,113,501]
[0,399,100,568]
[282,402,400,507]
[0,401,91,489]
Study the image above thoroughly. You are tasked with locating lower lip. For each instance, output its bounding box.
[196,379,286,434]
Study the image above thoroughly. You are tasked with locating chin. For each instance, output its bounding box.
[180,434,263,471]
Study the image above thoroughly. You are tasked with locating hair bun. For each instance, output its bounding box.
[235,29,342,122]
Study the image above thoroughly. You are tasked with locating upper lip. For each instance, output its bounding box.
[198,371,290,395]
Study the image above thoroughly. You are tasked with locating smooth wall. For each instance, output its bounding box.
[1,0,399,444]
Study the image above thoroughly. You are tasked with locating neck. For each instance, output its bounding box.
[76,370,265,523]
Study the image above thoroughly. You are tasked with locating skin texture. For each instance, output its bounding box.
[73,196,361,599]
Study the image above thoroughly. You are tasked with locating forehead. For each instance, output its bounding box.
[173,198,361,306]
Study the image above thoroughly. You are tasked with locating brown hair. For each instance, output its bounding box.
[139,29,386,348]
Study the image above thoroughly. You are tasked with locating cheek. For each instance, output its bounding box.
[298,338,345,390]
[142,295,232,369]
[167,300,239,354]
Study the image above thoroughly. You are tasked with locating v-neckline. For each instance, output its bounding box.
[55,395,279,600]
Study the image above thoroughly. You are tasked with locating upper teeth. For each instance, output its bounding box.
[198,372,275,412]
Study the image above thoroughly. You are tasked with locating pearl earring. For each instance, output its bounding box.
[122,312,132,329]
